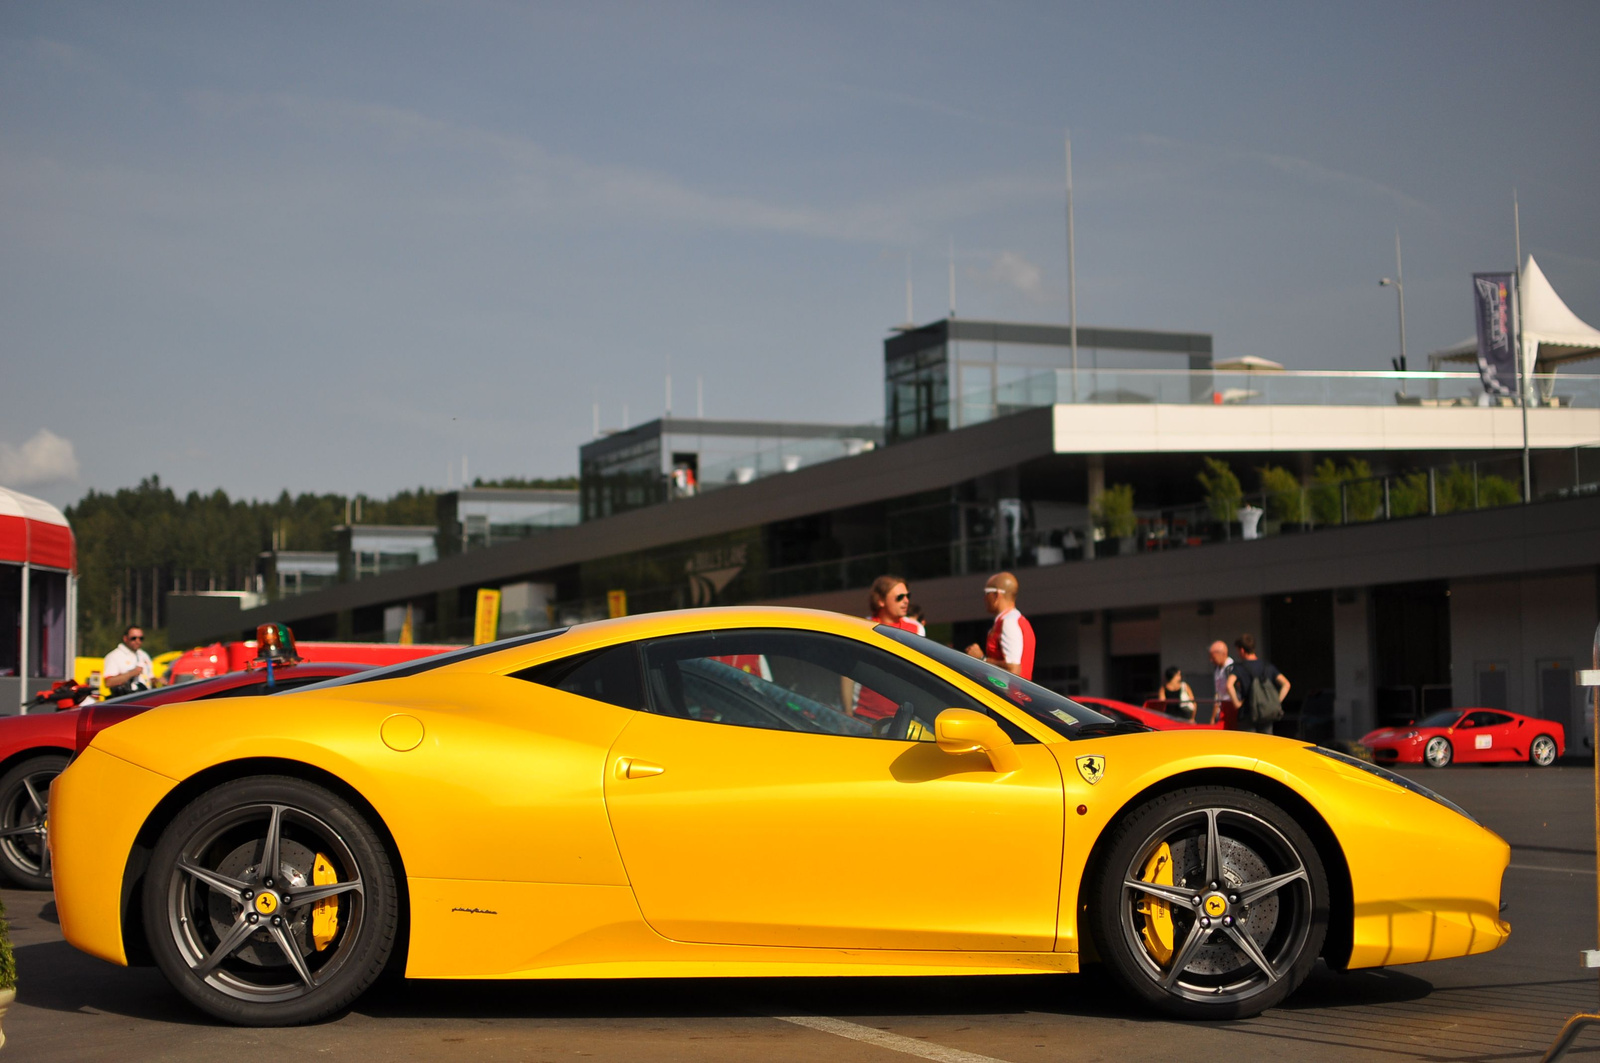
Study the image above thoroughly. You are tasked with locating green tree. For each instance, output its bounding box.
[1092,484,1138,539]
[1258,466,1306,523]
[1197,458,1243,523]
[1308,458,1382,524]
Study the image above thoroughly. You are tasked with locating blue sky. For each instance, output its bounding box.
[3,1,1597,505]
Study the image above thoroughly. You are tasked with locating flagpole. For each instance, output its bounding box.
[1066,131,1078,402]
[1515,190,1530,503]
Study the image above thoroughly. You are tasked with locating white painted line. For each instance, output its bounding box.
[1510,863,1598,875]
[775,1015,1014,1063]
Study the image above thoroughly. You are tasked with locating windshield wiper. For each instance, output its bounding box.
[1069,719,1151,739]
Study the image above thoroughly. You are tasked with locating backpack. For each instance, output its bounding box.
[1238,661,1284,724]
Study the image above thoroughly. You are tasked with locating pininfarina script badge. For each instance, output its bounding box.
[1076,754,1105,785]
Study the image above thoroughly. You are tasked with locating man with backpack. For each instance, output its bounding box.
[1225,633,1290,734]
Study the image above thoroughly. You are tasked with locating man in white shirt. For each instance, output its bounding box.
[103,626,154,695]
[1209,640,1235,726]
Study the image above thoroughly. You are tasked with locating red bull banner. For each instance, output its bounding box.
[1473,272,1518,397]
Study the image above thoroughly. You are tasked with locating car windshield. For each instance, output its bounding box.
[1416,710,1461,729]
[286,629,569,694]
[875,625,1120,739]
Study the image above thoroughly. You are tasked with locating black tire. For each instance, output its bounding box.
[0,752,68,890]
[1530,734,1559,767]
[1423,736,1453,767]
[1087,785,1328,1019]
[142,776,397,1026]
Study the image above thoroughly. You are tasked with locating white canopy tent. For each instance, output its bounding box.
[1428,255,1600,377]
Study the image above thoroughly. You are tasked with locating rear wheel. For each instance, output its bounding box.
[0,753,68,889]
[1423,736,1453,767]
[1089,785,1328,1019]
[1530,734,1559,767]
[143,776,397,1026]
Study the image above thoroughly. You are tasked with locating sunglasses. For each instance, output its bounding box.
[893,592,909,602]
[128,635,144,641]
[984,587,1003,595]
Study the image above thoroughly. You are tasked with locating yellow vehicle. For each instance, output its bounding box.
[48,607,1509,1027]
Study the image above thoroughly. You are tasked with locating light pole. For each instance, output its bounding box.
[1380,231,1407,394]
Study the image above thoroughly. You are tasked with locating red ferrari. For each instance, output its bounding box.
[1360,708,1564,769]
[1073,695,1225,731]
[0,660,370,890]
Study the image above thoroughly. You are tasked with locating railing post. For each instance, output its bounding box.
[1428,468,1437,515]
[1473,463,1480,509]
[1383,477,1392,520]
[1340,482,1349,524]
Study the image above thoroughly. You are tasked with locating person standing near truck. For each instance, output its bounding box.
[102,626,154,697]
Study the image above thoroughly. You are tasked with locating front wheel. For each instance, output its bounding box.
[143,776,398,1026]
[1088,785,1328,1019]
[0,753,68,889]
[1423,736,1453,767]
[1530,734,1559,767]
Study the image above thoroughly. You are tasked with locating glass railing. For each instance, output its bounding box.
[428,442,1600,636]
[958,369,1600,427]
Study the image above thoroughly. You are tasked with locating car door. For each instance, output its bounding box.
[603,628,1065,953]
[1468,710,1521,760]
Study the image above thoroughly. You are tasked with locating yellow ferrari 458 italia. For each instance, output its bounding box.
[49,607,1510,1026]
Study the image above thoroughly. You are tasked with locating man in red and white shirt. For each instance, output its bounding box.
[965,571,1035,680]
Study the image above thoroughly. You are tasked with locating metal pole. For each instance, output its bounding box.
[1540,624,1600,1061]
[1516,190,1531,503]
[1396,230,1407,370]
[1066,131,1078,402]
[17,560,29,715]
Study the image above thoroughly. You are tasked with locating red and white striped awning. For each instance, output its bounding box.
[0,485,74,571]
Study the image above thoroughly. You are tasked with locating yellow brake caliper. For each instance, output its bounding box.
[311,853,339,951]
[1135,843,1176,966]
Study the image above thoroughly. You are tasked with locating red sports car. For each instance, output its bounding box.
[1360,707,1565,769]
[1073,696,1225,731]
[0,660,369,890]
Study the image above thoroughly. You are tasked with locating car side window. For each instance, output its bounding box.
[638,629,1033,743]
[1465,710,1512,728]
[513,644,647,711]
[195,680,264,700]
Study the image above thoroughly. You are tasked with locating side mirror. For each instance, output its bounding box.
[935,708,1022,772]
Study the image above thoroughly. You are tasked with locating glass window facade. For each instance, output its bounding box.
[886,319,1214,440]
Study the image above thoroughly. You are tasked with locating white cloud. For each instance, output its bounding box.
[0,429,80,487]
[972,250,1046,299]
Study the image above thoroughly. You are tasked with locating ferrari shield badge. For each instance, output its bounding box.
[1076,754,1105,785]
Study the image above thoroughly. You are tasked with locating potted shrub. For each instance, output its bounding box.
[1197,458,1242,540]
[0,892,16,1046]
[1258,465,1308,532]
[1091,484,1138,555]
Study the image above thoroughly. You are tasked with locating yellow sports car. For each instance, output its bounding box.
[49,607,1510,1026]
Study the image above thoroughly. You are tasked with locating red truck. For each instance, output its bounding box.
[166,638,456,683]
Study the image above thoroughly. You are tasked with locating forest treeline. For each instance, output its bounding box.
[65,475,575,657]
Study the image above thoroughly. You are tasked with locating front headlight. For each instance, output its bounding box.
[1310,745,1477,824]
[1401,730,1420,740]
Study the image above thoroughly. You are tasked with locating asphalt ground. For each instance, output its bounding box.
[2,764,1595,1062]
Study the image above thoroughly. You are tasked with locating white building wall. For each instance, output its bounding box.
[1449,568,1598,738]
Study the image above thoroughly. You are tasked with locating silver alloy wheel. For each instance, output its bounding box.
[1423,736,1453,767]
[165,802,366,1003]
[1120,807,1314,1006]
[1531,734,1558,767]
[0,762,59,884]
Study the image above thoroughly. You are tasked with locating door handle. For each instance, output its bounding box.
[615,757,666,780]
